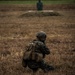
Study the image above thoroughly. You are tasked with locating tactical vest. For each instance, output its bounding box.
[23,41,43,62]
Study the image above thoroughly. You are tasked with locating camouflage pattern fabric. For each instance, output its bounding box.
[23,41,44,62]
[22,40,52,72]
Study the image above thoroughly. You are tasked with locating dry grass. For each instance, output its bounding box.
[0,5,75,75]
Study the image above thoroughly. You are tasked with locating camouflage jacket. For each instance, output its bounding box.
[26,39,50,58]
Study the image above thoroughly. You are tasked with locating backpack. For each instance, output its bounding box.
[23,42,43,62]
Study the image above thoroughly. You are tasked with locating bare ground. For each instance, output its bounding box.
[0,4,75,75]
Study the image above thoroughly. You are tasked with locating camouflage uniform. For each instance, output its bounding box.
[22,31,54,72]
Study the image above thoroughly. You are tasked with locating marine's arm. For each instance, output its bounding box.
[35,41,50,54]
[40,44,50,55]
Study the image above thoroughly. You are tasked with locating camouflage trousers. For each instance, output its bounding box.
[22,59,54,72]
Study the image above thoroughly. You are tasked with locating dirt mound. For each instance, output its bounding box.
[20,10,61,17]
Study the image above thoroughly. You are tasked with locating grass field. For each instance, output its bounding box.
[0,4,75,75]
[0,0,75,4]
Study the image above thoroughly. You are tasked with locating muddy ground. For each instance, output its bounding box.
[0,4,75,75]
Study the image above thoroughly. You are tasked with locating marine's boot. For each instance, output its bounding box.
[44,65,54,72]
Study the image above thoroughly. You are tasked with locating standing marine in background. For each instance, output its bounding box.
[37,0,43,11]
[22,31,54,72]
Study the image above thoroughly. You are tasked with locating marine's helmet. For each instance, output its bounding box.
[36,31,47,42]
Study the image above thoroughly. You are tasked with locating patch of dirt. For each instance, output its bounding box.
[0,4,75,11]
